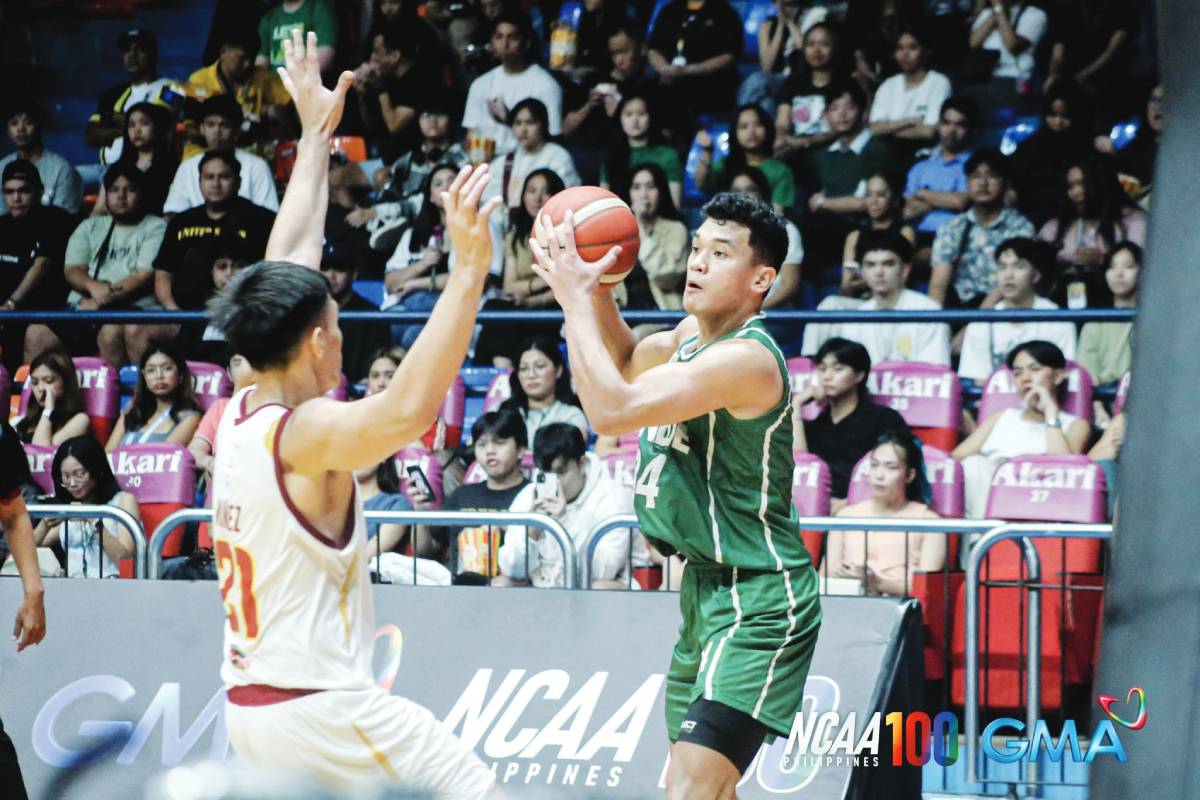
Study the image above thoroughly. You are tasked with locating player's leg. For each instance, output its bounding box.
[0,713,29,800]
[667,698,771,800]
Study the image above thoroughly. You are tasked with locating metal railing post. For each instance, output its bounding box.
[26,504,147,579]
[147,508,214,579]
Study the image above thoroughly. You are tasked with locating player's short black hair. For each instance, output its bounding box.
[533,423,586,470]
[815,337,872,397]
[700,191,789,271]
[471,408,527,449]
[856,229,914,264]
[207,261,332,371]
[198,148,241,177]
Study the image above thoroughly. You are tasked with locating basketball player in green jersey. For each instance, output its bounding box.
[529,192,822,799]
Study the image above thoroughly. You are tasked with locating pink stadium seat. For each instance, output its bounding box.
[22,444,56,495]
[866,361,962,452]
[600,449,638,491]
[482,372,513,414]
[615,431,640,450]
[792,451,831,565]
[0,365,9,416]
[952,454,1107,709]
[109,444,196,560]
[17,358,120,444]
[187,361,233,412]
[977,362,1094,424]
[324,373,349,401]
[786,357,823,422]
[1113,371,1130,415]
[394,447,444,508]
[421,376,466,451]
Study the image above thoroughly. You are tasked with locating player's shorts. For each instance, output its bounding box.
[665,562,822,740]
[225,685,495,799]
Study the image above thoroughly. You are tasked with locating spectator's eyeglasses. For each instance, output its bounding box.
[61,469,90,486]
[967,172,1002,183]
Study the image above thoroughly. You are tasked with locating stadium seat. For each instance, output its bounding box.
[352,279,385,309]
[792,451,831,565]
[1113,371,1130,415]
[1109,117,1140,151]
[951,454,1107,709]
[482,372,513,414]
[786,357,823,422]
[109,443,196,560]
[977,362,1094,424]
[330,135,367,162]
[999,117,1040,156]
[188,362,233,412]
[421,376,466,451]
[325,373,349,401]
[9,365,28,423]
[866,361,963,451]
[683,122,730,205]
[17,358,120,444]
[22,444,57,495]
[394,447,444,508]
[599,449,638,491]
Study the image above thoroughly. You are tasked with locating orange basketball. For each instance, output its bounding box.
[533,186,640,287]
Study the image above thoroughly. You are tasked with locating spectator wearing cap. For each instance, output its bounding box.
[462,13,563,157]
[153,149,275,311]
[187,27,291,149]
[33,164,168,368]
[257,0,338,73]
[345,100,469,250]
[929,148,1034,308]
[320,240,389,383]
[163,95,279,215]
[0,101,83,215]
[85,30,186,166]
[646,0,744,118]
[0,160,76,369]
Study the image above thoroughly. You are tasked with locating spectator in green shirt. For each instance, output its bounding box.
[257,0,338,73]
[599,93,682,209]
[694,103,796,212]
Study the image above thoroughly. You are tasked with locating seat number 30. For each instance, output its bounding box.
[635,453,667,508]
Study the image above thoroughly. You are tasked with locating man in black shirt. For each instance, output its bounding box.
[794,337,912,506]
[319,238,389,384]
[0,160,75,370]
[0,418,48,800]
[646,0,743,118]
[352,21,444,162]
[153,149,275,310]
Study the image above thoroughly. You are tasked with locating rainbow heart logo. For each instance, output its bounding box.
[1097,686,1147,730]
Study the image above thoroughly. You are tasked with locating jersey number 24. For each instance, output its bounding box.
[635,453,667,508]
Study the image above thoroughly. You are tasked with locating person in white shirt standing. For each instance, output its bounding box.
[206,31,501,797]
[829,230,951,366]
[163,95,279,214]
[462,13,563,157]
[495,423,647,589]
[958,237,1077,381]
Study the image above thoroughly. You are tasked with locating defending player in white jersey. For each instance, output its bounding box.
[206,31,502,798]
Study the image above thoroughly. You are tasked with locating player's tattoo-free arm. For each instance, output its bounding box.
[264,30,355,268]
[0,494,46,651]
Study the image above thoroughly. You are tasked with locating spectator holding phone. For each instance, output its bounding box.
[495,423,645,589]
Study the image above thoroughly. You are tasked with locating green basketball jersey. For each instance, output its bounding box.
[634,317,811,572]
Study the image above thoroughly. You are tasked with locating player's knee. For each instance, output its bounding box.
[665,769,733,800]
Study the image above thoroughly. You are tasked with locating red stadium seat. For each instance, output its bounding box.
[866,361,962,451]
[421,376,466,451]
[330,135,368,162]
[109,444,196,559]
[324,373,349,401]
[22,445,57,495]
[786,357,823,422]
[1113,371,1130,415]
[188,361,233,412]
[8,365,25,423]
[977,362,1094,424]
[16,359,120,444]
[792,451,831,565]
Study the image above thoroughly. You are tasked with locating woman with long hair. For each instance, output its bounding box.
[106,340,203,452]
[503,168,566,309]
[33,436,140,578]
[622,163,688,310]
[774,22,845,157]
[841,172,917,296]
[96,102,177,216]
[825,432,945,596]
[867,22,951,154]
[484,98,579,209]
[1011,82,1094,226]
[15,348,90,446]
[599,93,682,208]
[499,336,588,443]
[695,103,795,211]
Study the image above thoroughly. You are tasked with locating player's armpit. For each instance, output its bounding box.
[590,338,783,435]
[278,395,434,475]
[626,316,699,379]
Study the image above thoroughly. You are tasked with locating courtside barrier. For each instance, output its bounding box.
[26,503,147,579]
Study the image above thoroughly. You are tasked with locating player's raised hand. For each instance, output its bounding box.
[442,164,503,281]
[529,210,622,307]
[276,30,354,139]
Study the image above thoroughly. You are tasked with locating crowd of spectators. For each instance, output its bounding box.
[0,0,1157,591]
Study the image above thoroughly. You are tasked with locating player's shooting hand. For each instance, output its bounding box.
[14,589,45,652]
[442,164,503,282]
[276,30,354,140]
[528,210,623,309]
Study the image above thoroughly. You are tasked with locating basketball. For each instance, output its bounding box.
[533,186,640,287]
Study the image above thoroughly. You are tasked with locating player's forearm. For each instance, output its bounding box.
[560,300,637,435]
[265,134,331,268]
[590,292,639,378]
[0,500,45,600]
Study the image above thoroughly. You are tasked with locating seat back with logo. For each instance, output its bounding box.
[19,358,120,443]
[792,452,831,565]
[1112,371,1130,415]
[109,444,196,559]
[786,357,823,422]
[977,363,1094,423]
[600,449,638,491]
[482,372,513,414]
[461,367,510,435]
[421,376,466,451]
[867,361,962,451]
[22,445,57,495]
[394,447,444,508]
[188,362,233,412]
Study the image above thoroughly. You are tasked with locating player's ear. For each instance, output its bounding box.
[752,264,776,294]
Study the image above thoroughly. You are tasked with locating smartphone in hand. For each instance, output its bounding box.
[534,470,561,500]
[405,465,434,500]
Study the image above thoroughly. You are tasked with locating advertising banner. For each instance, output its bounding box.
[0,582,918,799]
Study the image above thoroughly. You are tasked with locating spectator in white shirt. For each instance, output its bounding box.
[818,230,951,366]
[967,0,1048,110]
[958,237,1077,381]
[869,23,952,152]
[162,95,279,214]
[462,13,563,156]
[495,423,647,589]
[483,98,579,211]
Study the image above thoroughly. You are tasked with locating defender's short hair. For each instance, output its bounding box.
[700,191,789,271]
[207,261,331,371]
[533,423,586,470]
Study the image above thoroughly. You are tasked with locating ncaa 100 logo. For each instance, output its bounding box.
[785,709,958,770]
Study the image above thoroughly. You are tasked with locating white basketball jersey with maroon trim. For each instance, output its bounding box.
[213,387,375,692]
